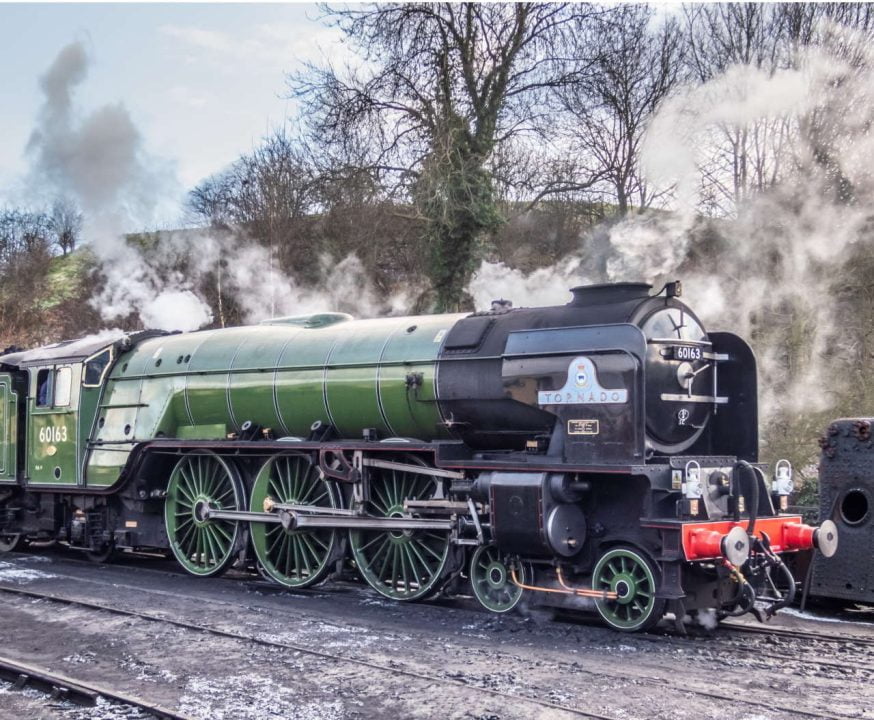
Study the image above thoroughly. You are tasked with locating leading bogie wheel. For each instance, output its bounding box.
[164,452,245,577]
[250,453,342,589]
[350,456,451,601]
[470,544,525,613]
[592,545,665,632]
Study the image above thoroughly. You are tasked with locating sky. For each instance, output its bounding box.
[0,2,341,227]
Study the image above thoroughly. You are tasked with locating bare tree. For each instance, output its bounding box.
[291,2,600,311]
[557,5,685,216]
[682,3,789,213]
[188,129,319,318]
[49,198,82,255]
[681,3,874,213]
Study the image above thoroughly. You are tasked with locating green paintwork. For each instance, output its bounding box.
[178,424,226,439]
[77,384,102,475]
[250,453,340,588]
[164,452,243,576]
[592,547,662,631]
[84,313,464,486]
[27,364,81,486]
[470,544,524,613]
[0,374,18,483]
[349,460,451,600]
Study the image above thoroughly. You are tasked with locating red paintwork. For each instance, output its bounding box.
[677,516,806,561]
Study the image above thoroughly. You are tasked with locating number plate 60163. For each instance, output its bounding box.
[674,345,702,361]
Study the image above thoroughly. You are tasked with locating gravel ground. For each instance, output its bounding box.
[0,551,872,720]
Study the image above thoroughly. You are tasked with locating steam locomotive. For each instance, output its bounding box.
[0,281,837,631]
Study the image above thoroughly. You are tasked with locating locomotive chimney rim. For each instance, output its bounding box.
[568,282,652,307]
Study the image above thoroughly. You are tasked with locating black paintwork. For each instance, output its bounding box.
[435,283,758,465]
[811,418,874,604]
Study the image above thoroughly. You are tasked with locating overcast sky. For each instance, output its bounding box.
[0,2,339,225]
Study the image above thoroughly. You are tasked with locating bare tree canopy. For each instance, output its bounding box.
[290,2,601,310]
[557,5,685,215]
[49,198,82,255]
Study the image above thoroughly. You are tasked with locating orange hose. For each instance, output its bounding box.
[510,566,617,600]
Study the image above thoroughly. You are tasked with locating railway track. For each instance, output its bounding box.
[0,584,619,720]
[8,552,874,681]
[0,654,189,719]
[720,619,874,647]
[0,582,867,720]
[27,549,874,641]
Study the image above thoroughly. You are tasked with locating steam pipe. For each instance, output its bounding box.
[734,460,759,536]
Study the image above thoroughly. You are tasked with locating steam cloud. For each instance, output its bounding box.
[24,41,410,332]
[25,41,208,331]
[469,25,874,431]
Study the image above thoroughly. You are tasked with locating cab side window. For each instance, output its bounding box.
[54,367,72,406]
[35,369,52,408]
[34,367,72,408]
[83,349,112,387]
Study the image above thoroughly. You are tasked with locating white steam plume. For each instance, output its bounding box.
[24,42,412,334]
[25,41,207,332]
[469,26,874,428]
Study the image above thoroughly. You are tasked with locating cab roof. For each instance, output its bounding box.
[0,330,167,369]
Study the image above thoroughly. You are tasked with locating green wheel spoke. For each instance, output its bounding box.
[177,524,195,554]
[593,547,664,632]
[251,454,338,589]
[165,453,241,577]
[364,537,391,571]
[275,533,289,570]
[206,524,227,556]
[212,522,233,545]
[350,458,450,602]
[400,546,413,591]
[376,541,394,579]
[372,484,391,514]
[408,540,434,576]
[266,527,284,555]
[391,545,403,590]
[290,535,302,577]
[417,539,445,562]
[470,545,523,613]
[204,527,221,567]
[309,531,330,552]
[358,532,387,554]
[176,482,195,505]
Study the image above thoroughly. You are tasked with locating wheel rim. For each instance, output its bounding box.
[164,453,243,577]
[470,545,524,613]
[592,547,661,631]
[0,533,25,553]
[86,542,115,564]
[250,454,340,588]
[350,460,450,601]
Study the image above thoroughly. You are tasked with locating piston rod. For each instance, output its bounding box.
[205,507,453,532]
[204,509,281,523]
[279,510,454,532]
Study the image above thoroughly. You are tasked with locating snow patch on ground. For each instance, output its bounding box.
[180,673,344,720]
[0,560,57,583]
[781,607,874,627]
[63,651,96,664]
[260,618,381,650]
[120,654,178,683]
